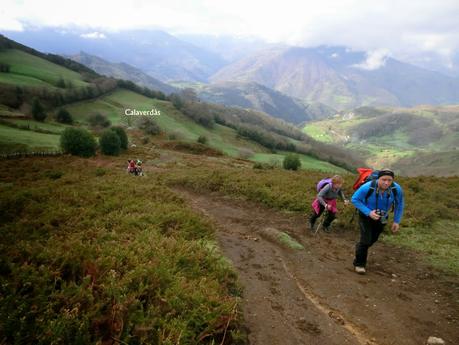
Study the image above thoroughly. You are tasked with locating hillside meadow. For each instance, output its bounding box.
[0,154,248,344]
[1,123,458,344]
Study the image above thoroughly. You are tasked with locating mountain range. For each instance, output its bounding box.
[3,28,459,115]
[3,28,226,82]
[68,52,177,95]
[210,46,459,110]
[171,80,335,124]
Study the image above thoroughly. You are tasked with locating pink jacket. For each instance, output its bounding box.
[312,198,337,215]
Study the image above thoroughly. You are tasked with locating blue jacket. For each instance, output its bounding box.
[351,180,404,224]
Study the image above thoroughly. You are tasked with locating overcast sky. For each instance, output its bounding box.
[1,0,459,68]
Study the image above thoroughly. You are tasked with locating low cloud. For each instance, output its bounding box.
[80,32,106,39]
[1,0,458,71]
[353,49,390,70]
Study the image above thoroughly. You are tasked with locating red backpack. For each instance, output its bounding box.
[352,168,398,205]
[352,168,376,190]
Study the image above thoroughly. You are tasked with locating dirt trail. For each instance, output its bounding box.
[175,188,459,345]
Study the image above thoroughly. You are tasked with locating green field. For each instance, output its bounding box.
[0,72,55,88]
[0,85,347,172]
[3,118,69,134]
[251,152,348,173]
[58,88,348,172]
[302,123,333,142]
[302,107,459,175]
[0,123,60,152]
[0,49,89,88]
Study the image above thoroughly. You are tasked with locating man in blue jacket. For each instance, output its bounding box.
[351,169,404,274]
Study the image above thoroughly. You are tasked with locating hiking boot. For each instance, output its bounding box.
[323,225,332,233]
[355,266,366,274]
[308,220,315,231]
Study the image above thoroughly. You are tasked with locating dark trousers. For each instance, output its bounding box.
[310,204,335,227]
[353,213,385,267]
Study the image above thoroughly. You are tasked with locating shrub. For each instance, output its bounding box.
[56,77,66,88]
[44,170,64,180]
[283,154,301,171]
[253,162,274,170]
[88,113,111,128]
[197,135,208,144]
[168,132,180,140]
[32,99,46,122]
[0,62,10,72]
[60,128,97,157]
[137,117,161,135]
[95,168,106,176]
[169,93,184,110]
[238,148,254,160]
[110,126,128,149]
[56,108,73,124]
[99,129,121,156]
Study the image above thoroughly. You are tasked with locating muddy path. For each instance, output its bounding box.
[175,188,459,345]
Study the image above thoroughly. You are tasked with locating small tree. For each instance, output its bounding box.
[283,154,301,171]
[56,77,66,88]
[100,129,121,156]
[111,126,128,150]
[32,99,46,122]
[88,113,111,128]
[56,108,73,124]
[197,135,208,144]
[169,93,184,110]
[60,128,97,157]
[137,117,161,135]
[0,63,10,72]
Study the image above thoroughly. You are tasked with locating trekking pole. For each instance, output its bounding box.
[349,208,357,224]
[314,209,329,235]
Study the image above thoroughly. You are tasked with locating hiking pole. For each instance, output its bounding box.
[349,208,357,224]
[314,209,329,235]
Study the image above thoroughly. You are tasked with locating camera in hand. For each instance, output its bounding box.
[376,209,388,224]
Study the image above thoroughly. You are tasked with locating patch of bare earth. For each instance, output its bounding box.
[175,188,459,345]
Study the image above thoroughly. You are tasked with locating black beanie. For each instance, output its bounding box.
[378,169,395,178]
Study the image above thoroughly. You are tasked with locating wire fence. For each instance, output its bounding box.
[0,150,63,159]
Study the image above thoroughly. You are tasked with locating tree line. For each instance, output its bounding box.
[169,89,363,171]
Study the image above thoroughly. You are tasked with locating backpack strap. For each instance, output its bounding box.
[364,180,377,203]
[389,186,398,211]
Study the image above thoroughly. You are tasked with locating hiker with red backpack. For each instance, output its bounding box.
[309,175,350,233]
[351,168,405,274]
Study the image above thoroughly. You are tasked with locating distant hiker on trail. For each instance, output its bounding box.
[136,159,143,176]
[310,175,349,232]
[127,159,137,175]
[351,169,405,274]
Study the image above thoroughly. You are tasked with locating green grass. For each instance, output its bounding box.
[73,90,343,171]
[0,49,88,87]
[301,111,459,172]
[0,123,60,152]
[302,124,333,142]
[0,104,23,116]
[3,118,68,134]
[251,152,348,173]
[62,95,128,127]
[384,220,459,273]
[0,71,55,88]
[278,232,304,250]
[0,156,245,344]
